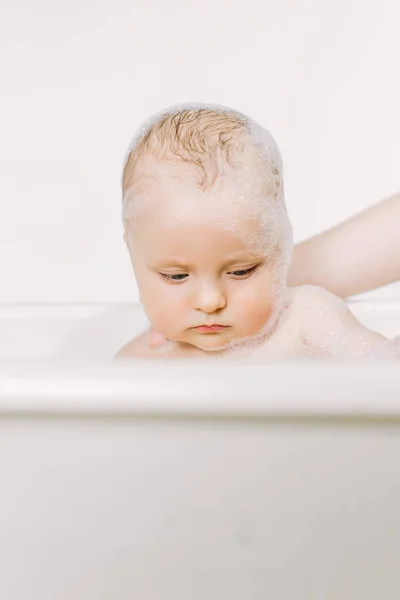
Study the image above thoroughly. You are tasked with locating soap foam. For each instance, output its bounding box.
[121,102,294,354]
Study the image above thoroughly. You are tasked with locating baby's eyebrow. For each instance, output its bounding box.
[154,260,191,269]
[151,256,263,270]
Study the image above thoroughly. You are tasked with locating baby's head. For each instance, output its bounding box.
[122,103,293,352]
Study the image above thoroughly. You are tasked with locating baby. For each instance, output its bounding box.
[116,103,398,361]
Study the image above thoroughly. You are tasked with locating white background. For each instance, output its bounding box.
[0,0,399,303]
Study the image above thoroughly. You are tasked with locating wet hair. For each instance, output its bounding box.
[121,102,284,202]
[121,104,294,352]
[121,102,292,271]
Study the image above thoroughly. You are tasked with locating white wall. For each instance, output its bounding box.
[0,0,399,303]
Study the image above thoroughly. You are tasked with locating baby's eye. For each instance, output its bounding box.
[160,273,188,282]
[229,266,258,277]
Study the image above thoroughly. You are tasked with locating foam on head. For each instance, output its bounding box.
[122,102,291,251]
[121,102,293,350]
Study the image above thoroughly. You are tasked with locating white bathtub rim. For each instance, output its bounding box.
[0,360,399,418]
[0,299,399,320]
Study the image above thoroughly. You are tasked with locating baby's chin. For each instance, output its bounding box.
[188,335,263,359]
[193,339,231,353]
[188,310,284,354]
[184,330,265,354]
[178,335,232,354]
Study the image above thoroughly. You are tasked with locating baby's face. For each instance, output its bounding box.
[126,171,288,352]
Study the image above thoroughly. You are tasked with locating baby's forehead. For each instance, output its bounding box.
[131,181,266,237]
[130,157,268,207]
[136,212,271,260]
[132,192,278,260]
[124,153,284,241]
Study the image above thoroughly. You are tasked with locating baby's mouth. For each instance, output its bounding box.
[192,325,229,333]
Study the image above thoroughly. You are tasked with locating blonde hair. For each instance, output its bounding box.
[124,107,249,192]
[122,103,292,277]
[122,103,283,203]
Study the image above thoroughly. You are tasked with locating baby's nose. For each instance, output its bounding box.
[193,283,227,313]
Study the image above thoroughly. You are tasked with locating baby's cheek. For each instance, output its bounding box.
[148,303,174,331]
[245,300,273,333]
[235,279,275,328]
[145,292,187,336]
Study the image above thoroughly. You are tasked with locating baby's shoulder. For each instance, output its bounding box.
[291,284,347,314]
[289,285,351,340]
[290,285,386,358]
[114,330,154,359]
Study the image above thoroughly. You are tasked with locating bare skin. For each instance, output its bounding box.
[287,193,400,297]
[119,116,399,364]
[124,192,400,357]
[119,104,399,361]
[116,285,391,361]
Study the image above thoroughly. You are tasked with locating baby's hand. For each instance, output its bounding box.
[147,329,208,358]
[148,329,170,349]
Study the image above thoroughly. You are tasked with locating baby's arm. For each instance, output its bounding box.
[288,192,400,297]
[300,286,388,359]
[114,330,178,358]
[114,331,153,358]
[115,330,203,359]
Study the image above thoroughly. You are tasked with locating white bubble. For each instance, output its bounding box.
[122,102,295,354]
[366,335,400,361]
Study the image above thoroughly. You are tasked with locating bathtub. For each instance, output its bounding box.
[0,301,399,600]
